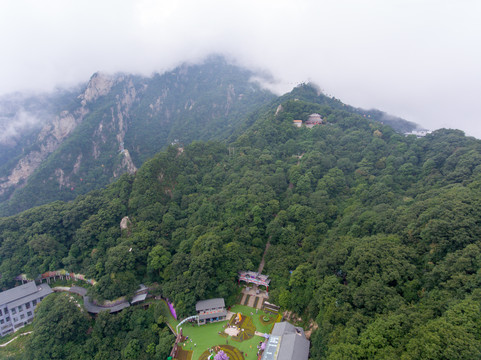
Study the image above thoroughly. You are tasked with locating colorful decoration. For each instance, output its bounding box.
[214,350,229,360]
[167,299,177,320]
[18,269,97,285]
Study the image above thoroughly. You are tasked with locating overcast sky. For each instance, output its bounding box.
[1,0,480,137]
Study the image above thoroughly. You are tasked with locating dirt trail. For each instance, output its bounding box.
[257,240,271,274]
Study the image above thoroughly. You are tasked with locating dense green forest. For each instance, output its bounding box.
[1,85,481,359]
[20,293,174,360]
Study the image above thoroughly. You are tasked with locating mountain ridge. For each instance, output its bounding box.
[0,58,421,216]
[1,83,481,359]
[0,57,276,216]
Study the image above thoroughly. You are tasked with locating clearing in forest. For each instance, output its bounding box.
[173,304,280,360]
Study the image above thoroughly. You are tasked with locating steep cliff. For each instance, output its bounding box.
[0,57,275,215]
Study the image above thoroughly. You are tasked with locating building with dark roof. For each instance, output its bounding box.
[0,282,53,337]
[131,284,148,305]
[261,321,310,360]
[195,298,227,325]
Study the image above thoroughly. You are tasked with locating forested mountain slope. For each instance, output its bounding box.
[2,91,480,359]
[0,57,275,216]
[0,64,419,218]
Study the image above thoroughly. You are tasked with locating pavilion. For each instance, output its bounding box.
[238,271,271,292]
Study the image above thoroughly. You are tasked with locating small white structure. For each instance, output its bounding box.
[404,129,431,137]
[293,120,303,128]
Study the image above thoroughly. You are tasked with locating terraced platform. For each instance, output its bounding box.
[198,345,244,360]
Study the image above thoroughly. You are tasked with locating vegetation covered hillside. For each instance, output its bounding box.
[1,91,481,359]
[0,57,275,216]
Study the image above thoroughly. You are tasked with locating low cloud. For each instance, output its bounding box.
[0,109,43,146]
[0,0,480,138]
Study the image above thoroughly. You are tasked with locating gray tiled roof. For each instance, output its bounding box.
[83,296,130,314]
[271,321,294,336]
[7,284,52,308]
[83,296,104,313]
[131,293,147,304]
[277,333,310,360]
[266,322,310,360]
[196,298,225,311]
[109,302,130,313]
[0,282,49,306]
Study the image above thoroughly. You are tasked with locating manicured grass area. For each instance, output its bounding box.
[228,315,255,342]
[178,320,227,359]
[198,345,244,360]
[172,304,280,360]
[230,305,276,334]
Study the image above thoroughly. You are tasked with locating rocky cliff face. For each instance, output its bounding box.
[80,72,117,105]
[0,81,92,197]
[0,108,80,196]
[0,73,146,199]
[0,57,276,215]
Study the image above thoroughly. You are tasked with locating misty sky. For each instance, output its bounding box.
[1,0,480,137]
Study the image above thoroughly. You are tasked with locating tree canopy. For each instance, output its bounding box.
[1,89,481,359]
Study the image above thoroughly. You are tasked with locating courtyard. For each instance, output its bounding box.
[170,304,281,360]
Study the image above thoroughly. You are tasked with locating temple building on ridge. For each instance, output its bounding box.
[292,113,324,128]
[305,113,323,128]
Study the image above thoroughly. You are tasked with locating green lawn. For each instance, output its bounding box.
[173,304,280,360]
[229,305,277,335]
[0,325,33,359]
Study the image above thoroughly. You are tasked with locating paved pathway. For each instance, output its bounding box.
[254,331,268,337]
[0,331,32,347]
[240,293,247,305]
[53,285,130,314]
[257,240,271,274]
[240,286,268,310]
[247,294,256,308]
[52,286,70,292]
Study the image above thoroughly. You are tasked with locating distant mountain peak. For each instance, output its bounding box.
[0,59,275,215]
[80,72,118,105]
